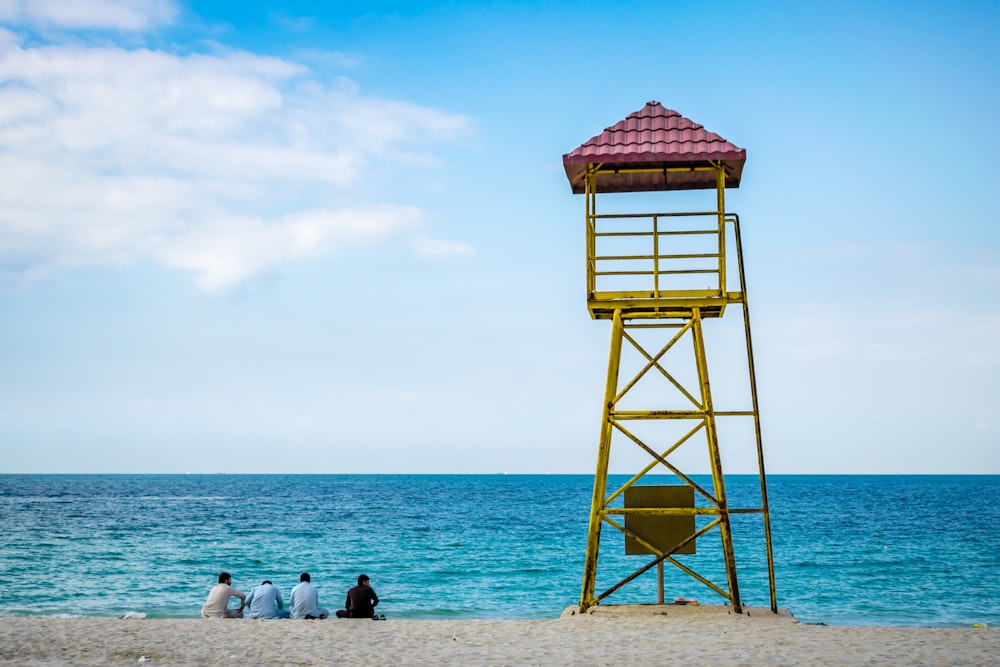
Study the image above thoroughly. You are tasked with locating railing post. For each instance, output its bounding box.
[716,163,726,295]
[586,167,597,298]
[652,214,660,297]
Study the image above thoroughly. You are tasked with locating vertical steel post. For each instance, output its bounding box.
[691,307,742,612]
[586,167,597,298]
[580,308,625,611]
[653,214,660,297]
[716,163,727,295]
[732,216,778,613]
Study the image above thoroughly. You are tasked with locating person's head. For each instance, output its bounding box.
[261,580,272,586]
[218,572,231,584]
[358,574,369,586]
[300,573,311,583]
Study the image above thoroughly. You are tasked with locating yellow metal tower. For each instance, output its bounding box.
[563,102,776,614]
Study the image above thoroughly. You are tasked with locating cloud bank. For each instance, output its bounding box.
[0,0,178,31]
[0,3,470,291]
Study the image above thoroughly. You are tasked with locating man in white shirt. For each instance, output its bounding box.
[245,580,290,619]
[289,572,329,619]
[201,572,246,618]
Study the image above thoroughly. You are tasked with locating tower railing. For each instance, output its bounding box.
[586,211,744,320]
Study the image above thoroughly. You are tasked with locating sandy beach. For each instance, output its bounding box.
[1,605,996,666]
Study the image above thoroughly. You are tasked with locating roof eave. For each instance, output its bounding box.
[562,157,745,194]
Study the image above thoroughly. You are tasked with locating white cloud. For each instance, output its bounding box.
[411,237,476,258]
[153,206,424,292]
[0,33,470,290]
[0,0,178,31]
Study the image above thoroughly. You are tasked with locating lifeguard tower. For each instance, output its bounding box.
[563,101,776,613]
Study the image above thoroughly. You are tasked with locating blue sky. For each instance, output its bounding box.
[1,0,998,473]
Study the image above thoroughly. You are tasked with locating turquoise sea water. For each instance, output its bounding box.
[1,474,997,627]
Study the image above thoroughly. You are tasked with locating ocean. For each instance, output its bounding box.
[1,474,997,627]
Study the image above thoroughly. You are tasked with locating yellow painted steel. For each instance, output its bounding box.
[580,308,624,610]
[577,162,777,615]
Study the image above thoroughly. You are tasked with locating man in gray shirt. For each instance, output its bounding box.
[289,572,329,619]
[245,580,290,619]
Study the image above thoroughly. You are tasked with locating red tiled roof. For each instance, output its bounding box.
[563,101,746,193]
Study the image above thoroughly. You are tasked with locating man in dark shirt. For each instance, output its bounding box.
[337,574,380,618]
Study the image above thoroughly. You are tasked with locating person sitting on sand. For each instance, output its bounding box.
[336,574,380,619]
[289,572,329,619]
[245,580,291,619]
[201,572,246,618]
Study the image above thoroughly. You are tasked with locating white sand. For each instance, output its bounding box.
[1,605,996,666]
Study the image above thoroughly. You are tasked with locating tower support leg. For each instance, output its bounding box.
[690,309,742,613]
[580,309,624,612]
